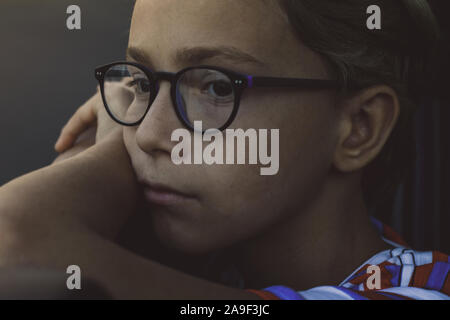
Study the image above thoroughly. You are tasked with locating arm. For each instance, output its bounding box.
[6,221,260,299]
[0,128,137,240]
[52,125,96,164]
[0,130,259,299]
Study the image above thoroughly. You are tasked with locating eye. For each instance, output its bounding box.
[128,78,151,95]
[205,81,233,98]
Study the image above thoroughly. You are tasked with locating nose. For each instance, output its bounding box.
[134,81,182,156]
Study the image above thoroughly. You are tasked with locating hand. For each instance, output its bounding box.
[54,81,133,153]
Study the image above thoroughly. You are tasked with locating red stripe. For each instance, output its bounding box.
[443,273,450,296]
[382,224,409,247]
[245,289,281,300]
[349,261,397,290]
[411,264,436,289]
[432,251,449,263]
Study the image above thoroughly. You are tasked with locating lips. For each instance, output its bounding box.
[140,180,195,206]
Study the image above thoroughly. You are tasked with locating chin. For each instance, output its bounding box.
[149,207,218,256]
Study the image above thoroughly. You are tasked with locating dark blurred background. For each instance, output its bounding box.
[377,0,450,254]
[0,0,134,182]
[0,0,448,253]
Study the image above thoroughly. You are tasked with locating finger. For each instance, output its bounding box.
[54,96,99,152]
[55,101,97,151]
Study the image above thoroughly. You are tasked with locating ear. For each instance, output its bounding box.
[333,86,400,173]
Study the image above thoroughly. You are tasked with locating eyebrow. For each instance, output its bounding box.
[126,46,267,69]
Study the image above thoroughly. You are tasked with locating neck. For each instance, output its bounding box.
[232,172,391,290]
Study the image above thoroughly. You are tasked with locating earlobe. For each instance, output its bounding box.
[333,86,400,173]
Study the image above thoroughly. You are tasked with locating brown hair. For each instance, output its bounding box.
[277,0,440,207]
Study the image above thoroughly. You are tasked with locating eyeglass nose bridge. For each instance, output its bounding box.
[147,70,192,129]
[153,71,177,86]
[150,71,179,102]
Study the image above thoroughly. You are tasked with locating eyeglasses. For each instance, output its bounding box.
[95,61,339,131]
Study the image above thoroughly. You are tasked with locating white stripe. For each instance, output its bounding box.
[366,250,393,265]
[342,282,354,288]
[339,250,391,286]
[411,251,433,266]
[392,247,405,257]
[380,287,450,300]
[400,264,415,287]
[390,255,403,266]
[299,286,354,300]
[380,236,405,249]
[400,252,414,265]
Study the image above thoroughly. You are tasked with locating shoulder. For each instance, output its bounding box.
[337,248,449,300]
[248,248,449,300]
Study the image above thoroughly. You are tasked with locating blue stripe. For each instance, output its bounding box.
[370,216,383,235]
[263,285,305,300]
[425,262,450,291]
[385,264,401,287]
[347,268,368,283]
[333,287,369,300]
[377,292,407,300]
[247,76,253,88]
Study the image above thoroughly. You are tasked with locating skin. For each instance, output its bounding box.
[0,0,399,297]
[122,0,395,289]
[125,0,336,256]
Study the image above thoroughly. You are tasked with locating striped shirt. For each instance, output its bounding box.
[246,217,450,300]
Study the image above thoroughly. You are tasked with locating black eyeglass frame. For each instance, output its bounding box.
[95,61,340,131]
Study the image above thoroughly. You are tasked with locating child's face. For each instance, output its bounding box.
[123,0,340,254]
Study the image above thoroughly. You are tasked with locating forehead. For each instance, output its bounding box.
[129,0,329,77]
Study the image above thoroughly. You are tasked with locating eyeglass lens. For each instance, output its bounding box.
[103,64,236,129]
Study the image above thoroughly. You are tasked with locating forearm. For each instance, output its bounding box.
[0,129,139,239]
[0,131,259,299]
[52,126,97,164]
[8,224,258,299]
[0,198,256,299]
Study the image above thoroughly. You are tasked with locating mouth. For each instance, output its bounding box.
[140,180,196,206]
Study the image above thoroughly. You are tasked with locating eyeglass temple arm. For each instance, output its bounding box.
[247,76,339,89]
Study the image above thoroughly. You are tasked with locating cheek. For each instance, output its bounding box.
[211,91,339,217]
[278,93,339,196]
[121,95,338,253]
[123,128,134,155]
[233,90,338,173]
[185,119,336,249]
[123,128,143,175]
[159,164,287,252]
